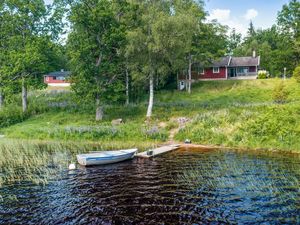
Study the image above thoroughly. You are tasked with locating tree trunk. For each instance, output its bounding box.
[176,72,179,90]
[146,71,154,118]
[95,93,103,121]
[0,88,3,110]
[22,80,27,113]
[185,72,188,91]
[125,67,129,105]
[188,54,192,94]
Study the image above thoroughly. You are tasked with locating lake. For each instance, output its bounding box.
[0,147,300,224]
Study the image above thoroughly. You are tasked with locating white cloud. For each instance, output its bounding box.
[244,9,258,20]
[207,8,248,36]
[208,9,231,22]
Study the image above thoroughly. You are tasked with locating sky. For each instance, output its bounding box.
[205,0,290,36]
[44,0,291,36]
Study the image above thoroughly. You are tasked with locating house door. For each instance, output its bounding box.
[228,68,236,77]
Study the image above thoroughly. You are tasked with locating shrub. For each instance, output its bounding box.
[293,66,300,83]
[257,70,269,79]
[272,82,289,104]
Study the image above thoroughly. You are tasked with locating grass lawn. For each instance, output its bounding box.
[1,78,300,152]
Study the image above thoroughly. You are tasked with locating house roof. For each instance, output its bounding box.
[229,56,260,67]
[207,56,260,67]
[211,56,231,67]
[45,71,71,77]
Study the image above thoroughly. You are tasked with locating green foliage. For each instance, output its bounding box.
[277,0,300,39]
[67,0,127,118]
[227,28,242,55]
[293,65,300,82]
[234,3,300,77]
[272,82,289,104]
[257,70,269,79]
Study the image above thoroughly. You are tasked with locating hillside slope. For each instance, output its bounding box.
[1,79,300,152]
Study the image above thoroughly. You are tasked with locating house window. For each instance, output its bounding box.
[237,67,249,74]
[213,67,219,73]
[199,67,204,75]
[52,76,56,80]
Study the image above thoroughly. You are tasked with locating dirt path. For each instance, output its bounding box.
[168,127,180,143]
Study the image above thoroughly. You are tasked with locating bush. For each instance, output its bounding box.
[272,82,289,104]
[293,66,300,83]
[257,70,269,79]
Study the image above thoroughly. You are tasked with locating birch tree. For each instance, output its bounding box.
[126,0,172,119]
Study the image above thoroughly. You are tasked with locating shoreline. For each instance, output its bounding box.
[177,142,300,154]
[0,137,299,154]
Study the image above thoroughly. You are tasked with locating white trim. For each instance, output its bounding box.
[227,56,232,66]
[213,67,220,73]
[198,78,227,81]
[47,83,71,87]
[229,75,257,80]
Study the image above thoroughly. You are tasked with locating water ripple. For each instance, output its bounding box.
[0,148,300,224]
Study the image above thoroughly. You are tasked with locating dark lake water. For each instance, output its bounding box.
[1,148,300,224]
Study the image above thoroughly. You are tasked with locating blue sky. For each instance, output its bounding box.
[44,0,290,36]
[205,0,290,35]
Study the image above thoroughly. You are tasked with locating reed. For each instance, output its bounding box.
[0,138,159,187]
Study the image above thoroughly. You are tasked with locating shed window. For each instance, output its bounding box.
[57,76,65,81]
[213,67,219,73]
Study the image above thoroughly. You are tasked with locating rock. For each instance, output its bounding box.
[111,118,123,126]
[68,163,76,170]
[184,139,192,144]
[177,117,189,125]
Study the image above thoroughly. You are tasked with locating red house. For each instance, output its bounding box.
[178,52,260,89]
[44,70,71,87]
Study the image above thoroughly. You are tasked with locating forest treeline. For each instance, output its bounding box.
[0,0,299,120]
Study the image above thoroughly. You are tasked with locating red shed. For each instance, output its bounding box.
[44,70,71,87]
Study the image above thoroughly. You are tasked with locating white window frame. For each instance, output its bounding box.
[213,67,220,74]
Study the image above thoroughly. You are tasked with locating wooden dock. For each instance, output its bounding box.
[136,144,180,158]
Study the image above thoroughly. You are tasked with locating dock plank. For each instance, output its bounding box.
[136,144,180,158]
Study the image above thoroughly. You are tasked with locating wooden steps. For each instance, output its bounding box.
[136,144,180,158]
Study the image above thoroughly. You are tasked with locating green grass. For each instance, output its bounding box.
[1,78,300,186]
[1,78,300,152]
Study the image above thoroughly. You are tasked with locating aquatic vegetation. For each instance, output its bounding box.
[177,150,300,194]
[2,148,299,224]
[0,139,158,187]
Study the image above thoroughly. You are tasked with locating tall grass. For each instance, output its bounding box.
[0,138,159,187]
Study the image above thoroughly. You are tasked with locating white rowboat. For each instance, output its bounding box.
[76,148,138,166]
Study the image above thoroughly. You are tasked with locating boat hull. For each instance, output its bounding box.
[77,149,137,166]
